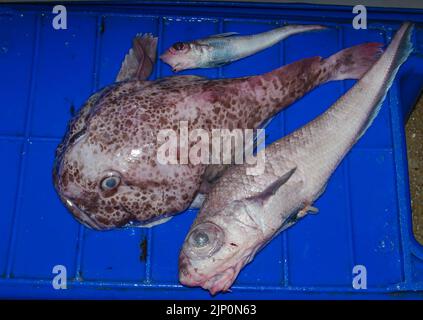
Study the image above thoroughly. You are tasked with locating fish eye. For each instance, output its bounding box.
[172,42,186,51]
[185,222,224,259]
[100,175,121,191]
[192,231,209,248]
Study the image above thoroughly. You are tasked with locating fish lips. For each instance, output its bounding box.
[52,154,105,230]
[179,252,238,295]
[61,194,104,230]
[159,53,182,72]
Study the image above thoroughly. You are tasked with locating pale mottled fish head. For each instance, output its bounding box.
[53,86,170,230]
[160,41,203,72]
[54,134,130,230]
[179,200,264,295]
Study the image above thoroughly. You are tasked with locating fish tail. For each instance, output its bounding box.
[380,22,414,88]
[324,42,384,81]
[356,22,413,139]
[278,24,327,36]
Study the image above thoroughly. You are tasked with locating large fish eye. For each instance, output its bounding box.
[185,222,224,259]
[100,175,121,191]
[172,42,186,51]
[192,231,209,247]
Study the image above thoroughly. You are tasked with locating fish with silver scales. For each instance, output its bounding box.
[179,23,414,295]
[160,24,326,72]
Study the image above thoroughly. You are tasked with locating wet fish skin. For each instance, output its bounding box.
[160,25,326,72]
[179,23,413,295]
[53,41,382,230]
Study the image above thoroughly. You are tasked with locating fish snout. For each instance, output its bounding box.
[203,268,236,295]
[179,252,237,295]
[159,53,181,73]
[159,52,172,64]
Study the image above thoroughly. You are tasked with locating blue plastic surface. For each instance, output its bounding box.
[0,2,423,299]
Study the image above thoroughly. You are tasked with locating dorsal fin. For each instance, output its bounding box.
[208,32,239,38]
[116,33,158,82]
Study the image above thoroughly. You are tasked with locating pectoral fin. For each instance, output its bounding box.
[246,167,297,205]
[297,204,319,218]
[281,204,318,230]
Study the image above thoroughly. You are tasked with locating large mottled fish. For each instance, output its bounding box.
[160,25,326,72]
[179,23,413,295]
[53,32,382,230]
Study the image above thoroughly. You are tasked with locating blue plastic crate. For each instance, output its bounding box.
[0,1,423,299]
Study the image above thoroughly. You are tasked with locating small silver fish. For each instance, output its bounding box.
[160,25,326,72]
[179,23,413,295]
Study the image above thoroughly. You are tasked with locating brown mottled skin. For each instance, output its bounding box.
[54,43,379,230]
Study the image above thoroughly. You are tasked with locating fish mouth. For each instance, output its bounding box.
[159,54,181,72]
[53,158,104,230]
[201,268,236,295]
[60,194,105,230]
[179,252,239,295]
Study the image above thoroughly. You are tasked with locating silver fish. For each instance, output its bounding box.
[160,25,326,72]
[179,23,413,295]
[53,34,382,230]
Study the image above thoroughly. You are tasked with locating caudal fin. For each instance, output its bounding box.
[116,33,158,82]
[325,42,384,81]
[355,22,413,139]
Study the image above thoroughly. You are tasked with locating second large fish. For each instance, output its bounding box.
[179,23,412,295]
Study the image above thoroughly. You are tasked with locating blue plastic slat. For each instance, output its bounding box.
[11,141,80,279]
[0,140,22,276]
[348,149,403,286]
[287,167,354,286]
[234,235,285,286]
[30,13,97,138]
[150,211,195,284]
[82,229,147,281]
[0,14,35,136]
